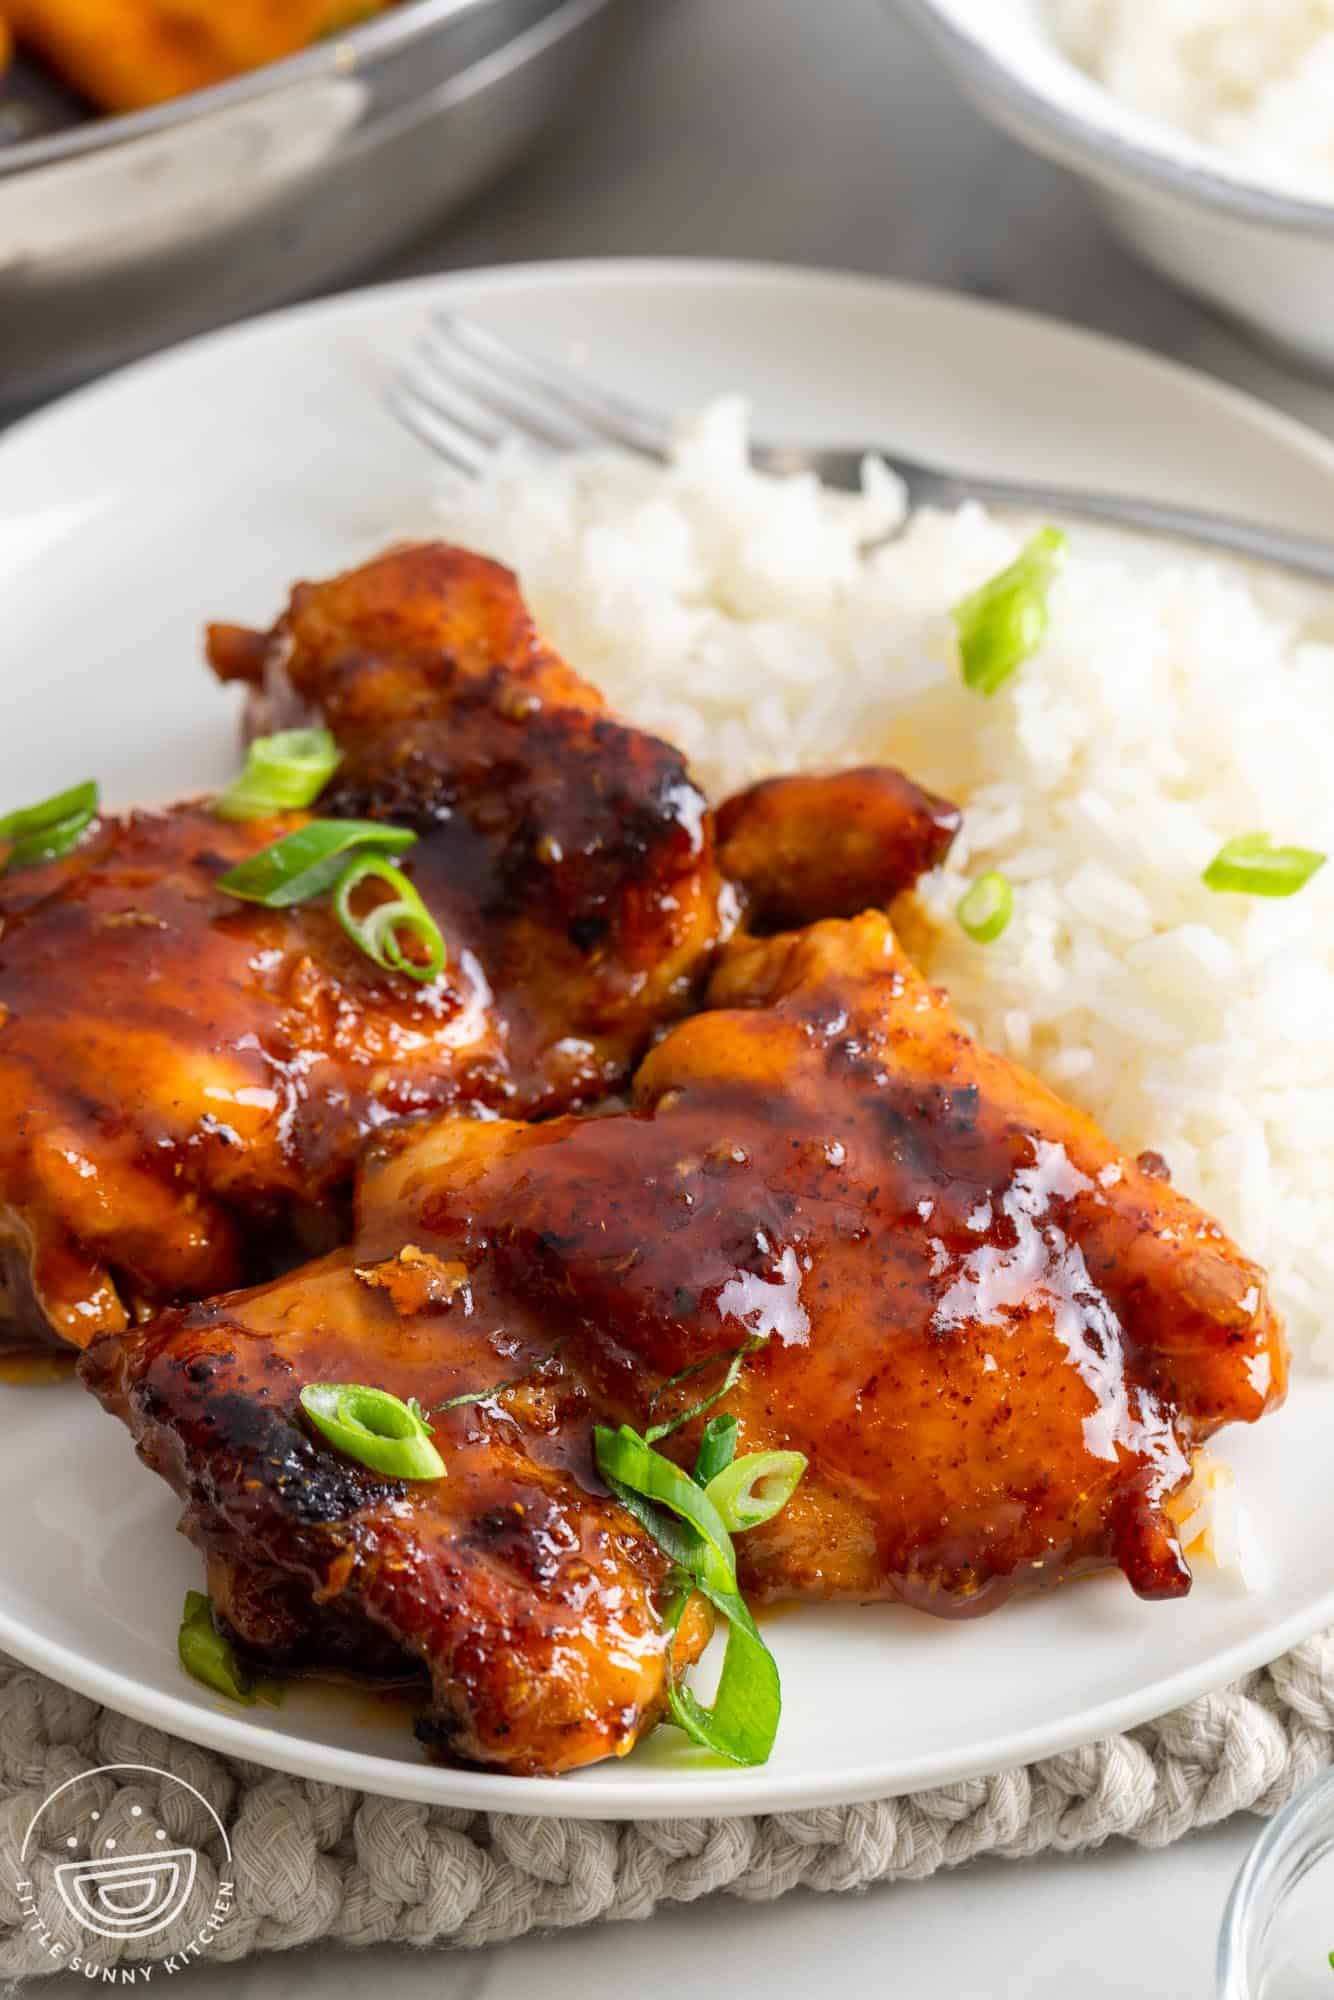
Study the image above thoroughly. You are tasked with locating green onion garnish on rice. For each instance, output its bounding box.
[953,527,1067,696]
[1202,833,1326,898]
[957,870,1014,943]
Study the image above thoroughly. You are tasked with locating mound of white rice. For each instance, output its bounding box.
[1052,0,1334,200]
[434,400,1334,1409]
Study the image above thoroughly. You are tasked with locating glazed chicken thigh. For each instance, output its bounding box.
[0,544,726,1350]
[82,910,1284,1774]
[351,911,1285,1614]
[207,540,727,1098]
[82,1251,712,1774]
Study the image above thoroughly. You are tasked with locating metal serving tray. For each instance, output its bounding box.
[0,0,624,403]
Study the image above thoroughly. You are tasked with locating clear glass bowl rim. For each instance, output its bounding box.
[1219,1765,1334,1997]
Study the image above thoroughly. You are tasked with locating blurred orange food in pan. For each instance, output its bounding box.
[0,0,400,113]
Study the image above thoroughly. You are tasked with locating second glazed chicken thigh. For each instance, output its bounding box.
[361,911,1284,1615]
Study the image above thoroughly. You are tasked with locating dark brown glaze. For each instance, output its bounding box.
[353,913,1286,1616]
[214,541,726,1112]
[0,806,503,1349]
[82,913,1285,1771]
[0,543,726,1351]
[81,1254,710,1775]
[715,767,961,932]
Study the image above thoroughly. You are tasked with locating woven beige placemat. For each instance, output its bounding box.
[2,1637,1331,1977]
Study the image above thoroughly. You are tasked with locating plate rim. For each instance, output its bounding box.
[5,1557,1334,1821]
[4,255,1334,1821]
[10,253,1334,500]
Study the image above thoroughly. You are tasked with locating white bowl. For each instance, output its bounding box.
[895,0,1334,375]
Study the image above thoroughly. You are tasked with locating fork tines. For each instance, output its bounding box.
[391,313,672,476]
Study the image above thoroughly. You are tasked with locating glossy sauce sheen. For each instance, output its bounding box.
[83,1252,711,1775]
[363,913,1285,1615]
[716,766,962,932]
[82,914,1285,1776]
[0,544,725,1349]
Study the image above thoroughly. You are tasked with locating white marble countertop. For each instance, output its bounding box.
[110,1821,1254,1999]
[30,1,1334,1992]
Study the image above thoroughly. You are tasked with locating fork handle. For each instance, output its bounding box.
[902,464,1334,585]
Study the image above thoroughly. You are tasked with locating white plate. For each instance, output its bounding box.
[3,260,1334,1822]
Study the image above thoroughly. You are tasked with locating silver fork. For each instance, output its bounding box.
[392,313,1334,584]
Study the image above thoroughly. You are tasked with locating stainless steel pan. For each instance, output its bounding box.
[0,0,625,404]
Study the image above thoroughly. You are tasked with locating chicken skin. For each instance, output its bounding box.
[209,541,726,1105]
[0,544,726,1351]
[82,1252,711,1775]
[341,912,1284,1615]
[81,911,1284,1773]
[716,767,961,932]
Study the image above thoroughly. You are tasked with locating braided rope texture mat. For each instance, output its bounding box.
[4,1637,1334,1978]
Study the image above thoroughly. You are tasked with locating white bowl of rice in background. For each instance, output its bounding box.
[893,0,1334,374]
[434,394,1334,1590]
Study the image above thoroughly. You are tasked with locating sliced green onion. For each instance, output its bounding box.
[299,1382,445,1481]
[1202,833,1326,899]
[0,779,99,872]
[178,1590,265,1704]
[599,1335,802,1767]
[664,1574,782,1768]
[214,729,340,821]
[333,852,445,984]
[433,1347,562,1413]
[434,1374,532,1413]
[218,818,416,908]
[644,1335,768,1445]
[957,869,1014,944]
[594,1424,737,1595]
[692,1414,739,1489]
[704,1450,807,1533]
[953,526,1067,696]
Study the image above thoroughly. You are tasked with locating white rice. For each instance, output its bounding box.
[1167,1448,1270,1591]
[1052,0,1334,201]
[434,401,1334,1574]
